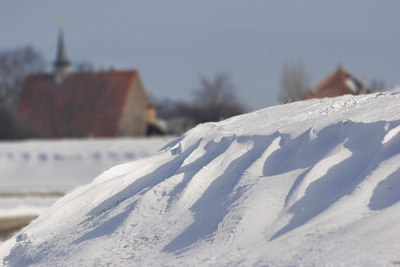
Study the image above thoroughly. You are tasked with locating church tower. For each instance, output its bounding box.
[53,29,70,84]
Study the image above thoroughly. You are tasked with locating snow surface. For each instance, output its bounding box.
[1,90,400,266]
[0,137,173,217]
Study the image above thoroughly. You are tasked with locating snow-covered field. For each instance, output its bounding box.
[0,137,173,218]
[1,90,400,266]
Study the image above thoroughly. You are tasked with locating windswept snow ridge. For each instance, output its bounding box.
[1,91,400,266]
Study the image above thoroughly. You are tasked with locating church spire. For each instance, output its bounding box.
[53,28,70,84]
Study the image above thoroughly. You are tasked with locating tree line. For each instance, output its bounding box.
[0,46,247,139]
[153,73,246,135]
[0,46,46,139]
[0,46,387,139]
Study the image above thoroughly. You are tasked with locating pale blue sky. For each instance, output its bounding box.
[1,0,399,110]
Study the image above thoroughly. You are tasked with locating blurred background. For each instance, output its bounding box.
[1,1,399,127]
[0,0,399,239]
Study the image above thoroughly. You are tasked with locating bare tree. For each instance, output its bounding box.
[0,46,46,112]
[151,96,193,135]
[369,79,385,92]
[279,60,311,103]
[0,109,14,139]
[185,73,246,124]
[152,74,246,135]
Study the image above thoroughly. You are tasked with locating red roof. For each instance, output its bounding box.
[16,70,137,137]
[302,67,367,100]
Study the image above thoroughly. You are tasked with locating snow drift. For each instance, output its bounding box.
[1,91,400,266]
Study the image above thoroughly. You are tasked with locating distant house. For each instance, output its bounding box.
[15,30,152,138]
[302,67,372,100]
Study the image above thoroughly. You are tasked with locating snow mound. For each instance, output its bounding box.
[1,91,400,266]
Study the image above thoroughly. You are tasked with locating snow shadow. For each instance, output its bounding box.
[92,152,102,160]
[107,152,118,160]
[270,120,400,240]
[263,125,343,177]
[368,122,400,211]
[166,135,235,209]
[73,200,138,244]
[38,153,48,161]
[369,168,400,210]
[160,134,185,152]
[71,140,202,244]
[84,140,202,221]
[53,154,64,161]
[74,137,238,245]
[124,152,135,159]
[163,135,276,253]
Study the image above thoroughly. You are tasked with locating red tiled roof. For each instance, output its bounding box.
[16,70,137,137]
[302,68,366,100]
